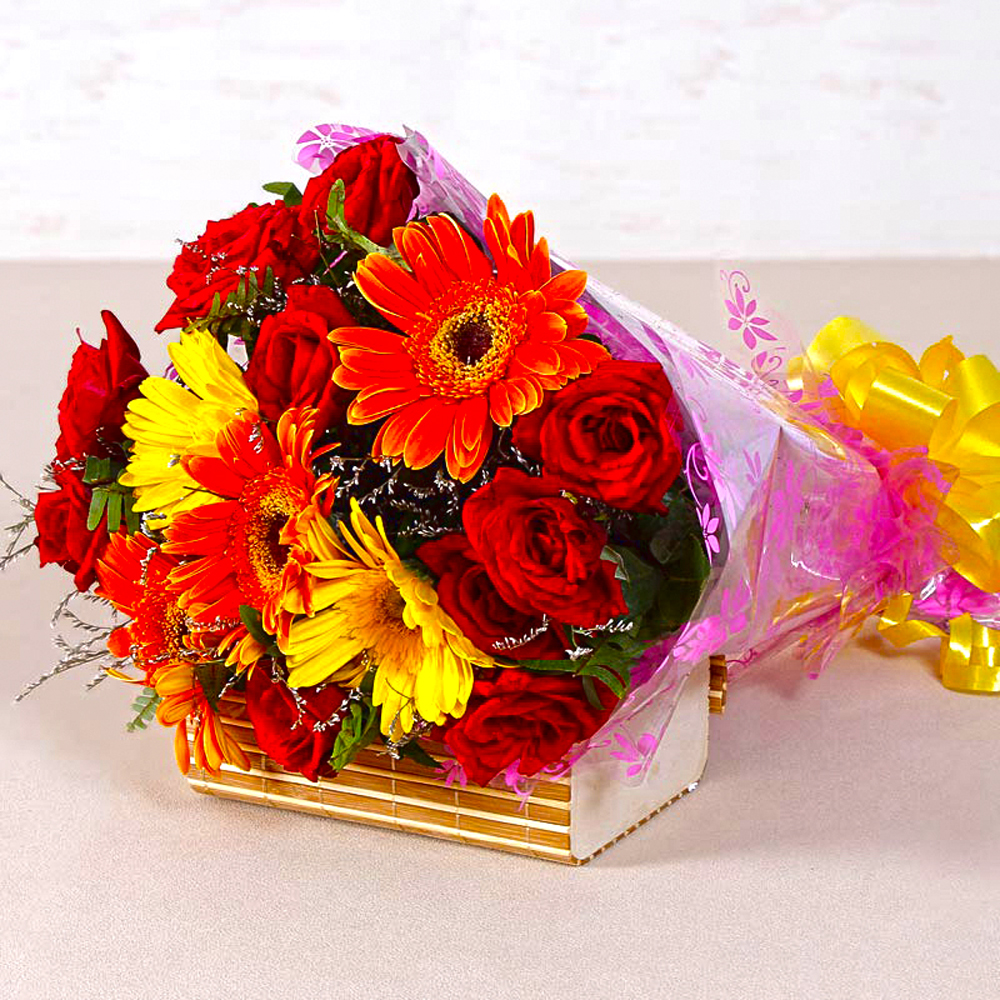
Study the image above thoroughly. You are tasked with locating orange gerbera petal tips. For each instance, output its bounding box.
[331,195,608,481]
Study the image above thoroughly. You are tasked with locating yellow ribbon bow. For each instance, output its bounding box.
[792,317,1000,693]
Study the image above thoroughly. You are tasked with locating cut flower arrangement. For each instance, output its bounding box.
[18,132,712,794]
[12,124,999,862]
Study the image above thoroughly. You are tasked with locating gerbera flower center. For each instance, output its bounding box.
[410,280,525,399]
[134,590,189,665]
[234,471,309,601]
[449,314,495,365]
[373,579,410,634]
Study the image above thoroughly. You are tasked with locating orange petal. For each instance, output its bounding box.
[506,380,528,415]
[426,215,493,281]
[489,382,514,427]
[356,254,430,316]
[510,210,534,266]
[452,424,493,482]
[402,399,455,469]
[571,336,611,367]
[527,312,568,344]
[487,194,511,230]
[174,721,190,775]
[512,341,562,376]
[376,405,426,458]
[349,385,428,424]
[336,347,414,376]
[455,395,489,456]
[541,269,587,302]
[329,326,409,354]
[529,238,551,286]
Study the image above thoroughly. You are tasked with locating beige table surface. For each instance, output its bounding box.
[1,260,997,1000]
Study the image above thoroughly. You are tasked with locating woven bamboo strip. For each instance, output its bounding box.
[187,697,578,862]
[187,674,710,863]
[709,654,727,714]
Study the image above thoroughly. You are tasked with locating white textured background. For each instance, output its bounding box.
[2,0,1000,259]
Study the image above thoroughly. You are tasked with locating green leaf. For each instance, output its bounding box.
[194,661,232,711]
[238,605,270,646]
[126,687,161,733]
[514,657,582,674]
[238,604,281,658]
[122,492,142,535]
[86,488,108,531]
[324,178,385,256]
[637,532,711,640]
[105,489,123,533]
[329,700,378,771]
[600,544,628,581]
[581,675,604,709]
[396,739,441,771]
[612,546,661,620]
[83,456,113,485]
[262,181,303,206]
[517,631,646,703]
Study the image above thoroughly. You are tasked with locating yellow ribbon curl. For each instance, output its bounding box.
[792,317,1000,693]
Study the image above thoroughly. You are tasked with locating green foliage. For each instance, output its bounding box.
[82,456,140,535]
[329,700,379,771]
[262,181,303,207]
[396,739,441,771]
[610,545,660,621]
[638,530,711,641]
[193,660,233,711]
[189,267,282,354]
[518,632,651,700]
[238,605,281,659]
[324,179,387,257]
[125,687,161,733]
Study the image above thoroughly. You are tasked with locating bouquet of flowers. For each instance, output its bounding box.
[17,129,718,792]
[13,125,998,844]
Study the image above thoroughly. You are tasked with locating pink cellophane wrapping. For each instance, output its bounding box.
[296,125,987,788]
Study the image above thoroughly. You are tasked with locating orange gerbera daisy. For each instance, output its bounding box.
[162,406,337,670]
[96,533,190,678]
[97,533,245,777]
[153,661,250,776]
[330,194,609,481]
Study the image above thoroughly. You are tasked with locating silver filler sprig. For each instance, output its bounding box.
[0,474,36,572]
[15,590,121,702]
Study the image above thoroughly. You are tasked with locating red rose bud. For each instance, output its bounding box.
[244,668,347,783]
[462,468,627,629]
[156,201,321,332]
[442,670,618,786]
[513,360,683,514]
[34,466,110,592]
[55,310,147,463]
[299,136,419,247]
[244,284,355,433]
[417,533,567,660]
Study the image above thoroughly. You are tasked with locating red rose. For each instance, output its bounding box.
[442,669,618,785]
[156,201,321,332]
[513,360,683,514]
[34,466,109,591]
[462,468,627,629]
[55,310,147,462]
[299,136,419,247]
[244,285,355,431]
[417,533,567,660]
[244,668,347,782]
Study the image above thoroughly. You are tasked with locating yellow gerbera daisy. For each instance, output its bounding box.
[280,499,493,738]
[119,326,258,523]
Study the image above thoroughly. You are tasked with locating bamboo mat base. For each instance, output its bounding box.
[188,657,726,864]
